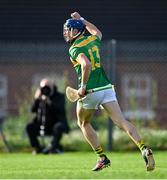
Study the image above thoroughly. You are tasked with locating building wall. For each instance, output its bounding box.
[0,63,76,115]
[0,60,166,127]
[117,62,167,127]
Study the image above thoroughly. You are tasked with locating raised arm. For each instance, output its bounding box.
[71,12,102,40]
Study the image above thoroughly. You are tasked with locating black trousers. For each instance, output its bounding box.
[26,121,65,150]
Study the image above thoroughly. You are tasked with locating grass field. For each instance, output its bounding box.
[0,151,166,179]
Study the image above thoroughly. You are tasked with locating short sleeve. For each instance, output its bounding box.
[69,47,83,60]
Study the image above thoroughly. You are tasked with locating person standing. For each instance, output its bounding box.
[63,12,155,171]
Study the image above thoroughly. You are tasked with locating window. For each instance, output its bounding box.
[0,75,8,117]
[122,73,155,120]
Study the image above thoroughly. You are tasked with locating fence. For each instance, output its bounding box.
[114,40,167,128]
[0,40,166,128]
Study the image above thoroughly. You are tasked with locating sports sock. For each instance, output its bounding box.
[94,146,105,158]
[137,140,147,151]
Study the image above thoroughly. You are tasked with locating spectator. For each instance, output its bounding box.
[26,78,69,154]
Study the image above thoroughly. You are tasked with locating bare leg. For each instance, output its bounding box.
[102,101,155,171]
[76,103,100,149]
[76,102,111,171]
[102,101,142,144]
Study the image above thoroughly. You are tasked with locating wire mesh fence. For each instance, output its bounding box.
[0,40,166,128]
[114,40,167,128]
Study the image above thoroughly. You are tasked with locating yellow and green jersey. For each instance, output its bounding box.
[69,35,112,91]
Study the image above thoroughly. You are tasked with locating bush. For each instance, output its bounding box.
[62,126,167,152]
[1,119,167,152]
[112,127,167,151]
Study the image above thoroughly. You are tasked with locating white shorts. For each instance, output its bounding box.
[77,88,117,109]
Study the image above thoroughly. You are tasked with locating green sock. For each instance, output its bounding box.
[94,146,105,158]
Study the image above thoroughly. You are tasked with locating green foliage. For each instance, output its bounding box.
[1,117,167,152]
[1,87,34,151]
[1,116,29,151]
[112,127,167,151]
[62,127,167,152]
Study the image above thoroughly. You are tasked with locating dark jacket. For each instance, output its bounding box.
[31,86,69,133]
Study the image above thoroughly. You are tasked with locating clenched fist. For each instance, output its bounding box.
[71,12,81,20]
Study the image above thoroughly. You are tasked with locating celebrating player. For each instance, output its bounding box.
[63,12,155,171]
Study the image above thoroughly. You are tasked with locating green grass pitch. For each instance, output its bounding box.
[0,151,166,179]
